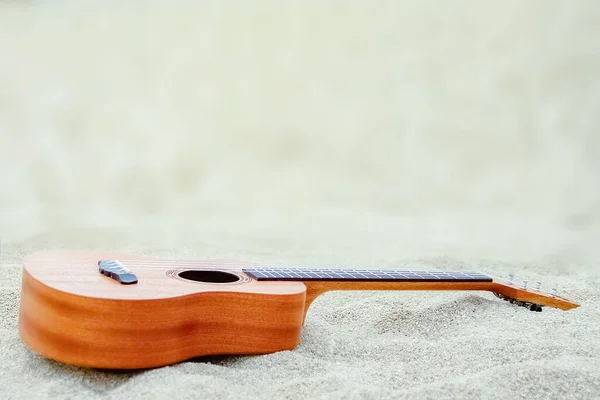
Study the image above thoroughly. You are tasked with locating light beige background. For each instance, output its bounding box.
[1,1,599,399]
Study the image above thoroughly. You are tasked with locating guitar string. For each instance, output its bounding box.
[42,261,491,277]
[35,257,525,282]
[40,257,485,268]
[38,258,492,277]
[32,262,565,299]
[40,256,486,270]
[92,261,491,276]
[95,259,490,274]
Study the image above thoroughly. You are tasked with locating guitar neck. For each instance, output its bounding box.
[242,266,579,311]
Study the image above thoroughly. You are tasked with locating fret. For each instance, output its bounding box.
[243,267,492,282]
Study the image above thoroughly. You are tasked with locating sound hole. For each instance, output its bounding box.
[177,270,240,284]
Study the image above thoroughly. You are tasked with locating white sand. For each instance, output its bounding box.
[1,2,599,398]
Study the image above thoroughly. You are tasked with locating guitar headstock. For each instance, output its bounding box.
[490,276,580,311]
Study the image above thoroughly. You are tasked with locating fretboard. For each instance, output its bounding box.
[243,267,492,282]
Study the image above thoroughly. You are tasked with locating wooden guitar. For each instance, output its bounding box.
[19,250,579,369]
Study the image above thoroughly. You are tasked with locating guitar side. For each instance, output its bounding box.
[18,255,307,369]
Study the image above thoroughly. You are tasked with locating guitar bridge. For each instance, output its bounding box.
[98,260,138,285]
[493,292,543,312]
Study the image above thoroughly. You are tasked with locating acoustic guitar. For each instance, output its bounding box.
[19,250,579,369]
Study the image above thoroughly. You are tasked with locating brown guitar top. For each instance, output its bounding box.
[19,250,579,369]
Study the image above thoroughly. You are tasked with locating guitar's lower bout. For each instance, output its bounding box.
[19,270,306,369]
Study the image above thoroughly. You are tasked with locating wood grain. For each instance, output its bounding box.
[19,251,306,369]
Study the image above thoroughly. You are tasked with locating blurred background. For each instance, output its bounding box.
[0,1,598,267]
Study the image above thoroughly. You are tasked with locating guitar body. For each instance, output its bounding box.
[19,250,307,369]
[19,250,578,369]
